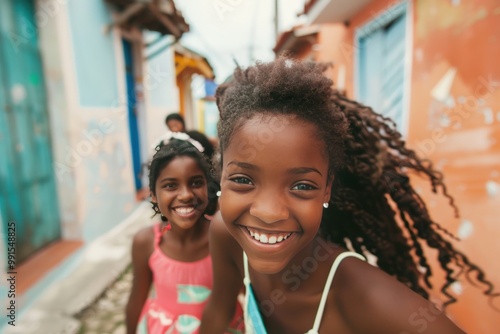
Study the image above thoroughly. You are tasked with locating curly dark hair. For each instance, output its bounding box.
[165,113,185,127]
[215,57,498,307]
[149,139,219,222]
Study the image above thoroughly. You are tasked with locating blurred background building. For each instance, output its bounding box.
[275,0,499,332]
[1,0,499,333]
[0,0,216,330]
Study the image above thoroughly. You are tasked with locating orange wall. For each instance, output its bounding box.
[406,1,500,331]
[310,0,500,332]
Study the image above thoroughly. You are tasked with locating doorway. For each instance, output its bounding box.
[0,0,61,262]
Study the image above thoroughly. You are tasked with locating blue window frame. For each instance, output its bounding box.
[355,1,410,134]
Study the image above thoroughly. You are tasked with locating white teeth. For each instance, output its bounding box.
[175,207,195,215]
[246,228,292,245]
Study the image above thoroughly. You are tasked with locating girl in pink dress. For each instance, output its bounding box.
[126,139,244,334]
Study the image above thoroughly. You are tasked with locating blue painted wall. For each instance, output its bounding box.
[68,0,118,107]
[65,0,137,240]
[144,31,177,108]
[81,126,135,241]
[203,101,219,138]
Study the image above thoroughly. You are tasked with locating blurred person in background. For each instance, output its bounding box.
[162,113,215,160]
[165,113,186,133]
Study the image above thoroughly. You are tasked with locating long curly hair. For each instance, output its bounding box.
[215,57,498,307]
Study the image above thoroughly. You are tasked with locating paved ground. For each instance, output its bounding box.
[76,266,132,334]
[2,202,153,334]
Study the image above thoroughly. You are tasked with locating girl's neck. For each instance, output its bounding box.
[265,237,340,291]
[167,218,209,244]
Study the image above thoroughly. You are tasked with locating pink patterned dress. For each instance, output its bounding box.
[139,223,244,334]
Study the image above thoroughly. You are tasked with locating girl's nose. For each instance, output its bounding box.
[249,192,289,224]
[177,185,195,201]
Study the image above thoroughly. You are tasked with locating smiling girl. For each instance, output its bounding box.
[125,139,243,334]
[200,58,497,334]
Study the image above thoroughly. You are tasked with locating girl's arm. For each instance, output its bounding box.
[336,258,466,334]
[200,213,244,334]
[125,227,154,334]
[361,285,466,334]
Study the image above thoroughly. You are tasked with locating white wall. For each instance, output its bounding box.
[143,32,180,158]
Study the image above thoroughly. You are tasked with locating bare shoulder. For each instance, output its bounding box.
[209,211,243,270]
[133,225,155,245]
[210,211,231,236]
[210,211,240,249]
[333,256,414,311]
[333,255,465,333]
[131,225,155,259]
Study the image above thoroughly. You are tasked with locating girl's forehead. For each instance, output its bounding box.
[163,156,202,172]
[229,113,319,144]
[224,114,327,166]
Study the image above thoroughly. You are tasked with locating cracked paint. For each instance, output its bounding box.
[450,281,464,295]
[482,108,494,124]
[11,84,26,103]
[457,220,474,240]
[486,180,498,197]
[431,68,457,102]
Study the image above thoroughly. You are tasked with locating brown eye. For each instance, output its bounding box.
[292,183,317,191]
[163,183,177,190]
[191,179,206,187]
[230,177,253,185]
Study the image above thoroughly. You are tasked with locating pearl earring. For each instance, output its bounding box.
[323,202,329,209]
[216,191,221,197]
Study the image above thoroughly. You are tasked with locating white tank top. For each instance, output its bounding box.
[243,251,366,334]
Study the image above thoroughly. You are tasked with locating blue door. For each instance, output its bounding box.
[0,0,61,262]
[122,39,142,191]
[357,4,407,133]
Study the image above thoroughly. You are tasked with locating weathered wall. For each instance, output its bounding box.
[37,0,79,239]
[311,0,500,332]
[405,1,500,331]
[39,0,137,242]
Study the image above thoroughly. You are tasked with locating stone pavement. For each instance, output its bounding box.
[76,266,132,334]
[3,202,153,334]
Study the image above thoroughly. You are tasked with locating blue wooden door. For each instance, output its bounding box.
[0,0,61,262]
[122,39,142,191]
[358,9,407,132]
